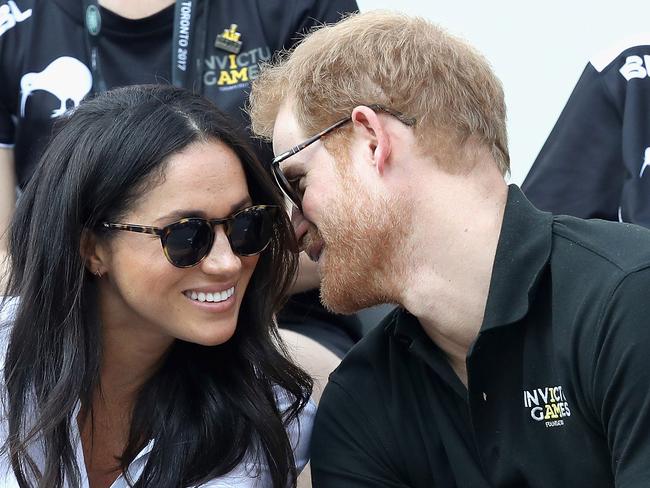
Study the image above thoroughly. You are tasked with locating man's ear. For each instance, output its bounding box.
[350,105,392,175]
[80,229,107,277]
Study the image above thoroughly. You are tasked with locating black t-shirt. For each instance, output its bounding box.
[312,186,650,487]
[0,0,358,187]
[523,41,650,224]
[0,0,362,351]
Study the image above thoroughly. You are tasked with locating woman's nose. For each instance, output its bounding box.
[198,226,241,276]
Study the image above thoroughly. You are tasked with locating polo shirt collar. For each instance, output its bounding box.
[480,185,553,331]
[389,308,469,399]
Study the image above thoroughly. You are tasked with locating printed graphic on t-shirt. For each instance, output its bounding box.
[619,54,650,81]
[523,385,571,428]
[0,1,31,37]
[20,56,92,118]
[203,46,271,91]
[640,147,650,178]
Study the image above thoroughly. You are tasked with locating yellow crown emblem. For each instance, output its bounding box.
[222,24,241,42]
[215,23,243,54]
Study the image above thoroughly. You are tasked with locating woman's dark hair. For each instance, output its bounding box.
[1,85,312,487]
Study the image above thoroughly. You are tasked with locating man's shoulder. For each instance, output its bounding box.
[551,215,650,274]
[328,307,404,391]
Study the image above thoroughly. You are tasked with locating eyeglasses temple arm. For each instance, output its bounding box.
[102,222,164,237]
[272,117,351,165]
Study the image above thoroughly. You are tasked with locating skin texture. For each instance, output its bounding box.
[312,161,408,314]
[82,140,259,487]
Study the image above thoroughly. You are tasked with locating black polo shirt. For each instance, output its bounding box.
[311,185,650,487]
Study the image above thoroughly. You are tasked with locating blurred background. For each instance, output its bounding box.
[356,0,648,184]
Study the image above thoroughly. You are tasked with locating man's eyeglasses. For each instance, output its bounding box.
[102,205,279,268]
[271,104,416,210]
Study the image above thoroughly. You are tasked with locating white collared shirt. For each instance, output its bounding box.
[0,298,315,487]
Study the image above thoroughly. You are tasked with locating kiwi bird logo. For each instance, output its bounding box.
[20,56,92,118]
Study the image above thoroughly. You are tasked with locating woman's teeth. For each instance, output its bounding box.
[184,287,235,303]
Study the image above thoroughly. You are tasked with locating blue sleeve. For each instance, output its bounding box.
[522,64,624,221]
[289,0,358,43]
[523,47,650,226]
[615,50,650,225]
[256,0,358,52]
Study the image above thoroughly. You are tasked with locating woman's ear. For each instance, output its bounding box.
[350,105,392,175]
[80,229,107,277]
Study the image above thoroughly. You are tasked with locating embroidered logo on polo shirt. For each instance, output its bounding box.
[523,385,571,428]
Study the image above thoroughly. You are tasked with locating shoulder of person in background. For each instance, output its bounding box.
[522,36,650,224]
[256,0,358,50]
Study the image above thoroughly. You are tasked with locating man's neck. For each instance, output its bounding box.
[396,161,508,386]
[98,0,175,20]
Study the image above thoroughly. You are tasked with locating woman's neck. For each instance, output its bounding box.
[98,0,175,20]
[99,322,172,405]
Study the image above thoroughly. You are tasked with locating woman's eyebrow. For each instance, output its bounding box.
[231,196,254,212]
[153,197,253,224]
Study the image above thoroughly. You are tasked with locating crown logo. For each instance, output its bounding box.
[222,24,241,42]
[215,24,243,54]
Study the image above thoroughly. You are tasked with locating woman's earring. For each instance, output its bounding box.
[94,269,103,278]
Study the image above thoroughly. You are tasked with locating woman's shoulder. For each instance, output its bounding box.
[0,297,17,326]
[0,298,18,485]
[0,297,18,363]
[195,390,316,488]
[275,387,316,473]
[0,297,18,351]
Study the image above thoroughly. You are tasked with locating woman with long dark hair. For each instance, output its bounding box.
[0,84,313,487]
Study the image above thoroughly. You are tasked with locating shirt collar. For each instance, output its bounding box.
[389,309,469,399]
[71,400,155,484]
[479,185,553,331]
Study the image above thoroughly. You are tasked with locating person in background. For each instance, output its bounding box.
[523,38,650,223]
[249,12,650,487]
[0,0,361,413]
[0,84,314,488]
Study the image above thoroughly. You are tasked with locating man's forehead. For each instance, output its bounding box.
[272,99,307,157]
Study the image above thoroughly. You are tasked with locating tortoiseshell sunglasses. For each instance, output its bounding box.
[102,205,279,268]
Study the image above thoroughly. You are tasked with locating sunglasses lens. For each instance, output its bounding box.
[164,220,213,267]
[229,207,277,256]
